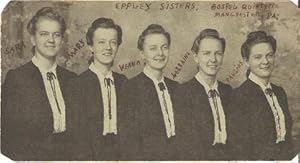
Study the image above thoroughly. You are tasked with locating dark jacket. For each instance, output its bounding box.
[227,79,295,160]
[1,61,76,160]
[174,78,232,160]
[119,72,179,160]
[66,69,127,160]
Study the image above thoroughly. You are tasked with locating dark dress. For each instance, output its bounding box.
[227,79,295,160]
[119,72,179,160]
[66,69,127,160]
[174,78,232,160]
[1,61,76,160]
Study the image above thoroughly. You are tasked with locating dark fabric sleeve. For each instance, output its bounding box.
[226,89,252,160]
[279,87,296,159]
[65,78,93,160]
[173,84,196,159]
[1,70,21,159]
[118,81,142,160]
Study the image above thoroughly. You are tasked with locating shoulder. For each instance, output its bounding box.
[271,83,287,97]
[164,77,179,90]
[175,78,200,96]
[57,66,77,78]
[4,62,37,82]
[218,81,233,95]
[231,79,262,105]
[179,78,200,90]
[233,79,255,94]
[112,71,127,83]
[218,81,232,90]
[125,73,146,85]
[10,61,37,75]
[78,69,96,80]
[69,69,96,87]
[120,73,153,95]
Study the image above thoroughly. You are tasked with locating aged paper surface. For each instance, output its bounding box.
[0,0,299,161]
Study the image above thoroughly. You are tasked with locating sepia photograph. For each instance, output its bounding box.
[0,0,299,161]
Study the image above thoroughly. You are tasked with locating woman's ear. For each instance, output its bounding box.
[30,35,36,46]
[140,50,145,59]
[243,57,250,68]
[88,45,94,53]
[193,52,198,64]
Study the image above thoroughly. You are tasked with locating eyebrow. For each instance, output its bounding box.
[95,38,117,41]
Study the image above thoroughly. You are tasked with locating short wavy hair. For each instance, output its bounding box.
[191,28,226,54]
[27,7,66,36]
[86,17,122,46]
[241,31,276,61]
[137,24,171,51]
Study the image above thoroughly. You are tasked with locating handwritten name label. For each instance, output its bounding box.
[171,51,192,79]
[119,60,142,71]
[211,2,279,18]
[115,2,152,11]
[226,60,244,82]
[159,2,196,10]
[115,2,200,11]
[4,41,26,58]
[67,39,85,59]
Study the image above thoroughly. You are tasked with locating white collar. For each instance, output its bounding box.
[143,67,164,84]
[195,72,219,95]
[89,62,113,80]
[248,72,272,91]
[32,55,57,73]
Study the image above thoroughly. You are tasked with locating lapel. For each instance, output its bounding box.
[139,72,160,105]
[112,71,124,99]
[28,61,48,96]
[271,83,292,129]
[83,70,104,134]
[218,82,229,108]
[138,73,166,135]
[271,84,287,113]
[27,61,54,131]
[56,66,68,99]
[245,79,279,134]
[189,78,214,131]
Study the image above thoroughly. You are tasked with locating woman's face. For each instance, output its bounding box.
[30,18,63,59]
[141,33,170,71]
[89,27,119,66]
[194,37,224,77]
[246,42,275,80]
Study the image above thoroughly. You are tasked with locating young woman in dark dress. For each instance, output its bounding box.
[174,29,232,160]
[66,18,126,160]
[1,7,76,160]
[119,24,178,160]
[227,31,295,160]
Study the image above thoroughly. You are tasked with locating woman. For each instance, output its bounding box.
[119,24,178,160]
[66,17,126,160]
[227,31,294,160]
[1,7,76,160]
[174,29,232,160]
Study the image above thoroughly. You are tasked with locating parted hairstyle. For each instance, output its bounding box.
[86,17,122,46]
[137,24,171,51]
[241,31,276,77]
[27,7,66,54]
[191,28,226,54]
[27,7,67,36]
[241,31,276,61]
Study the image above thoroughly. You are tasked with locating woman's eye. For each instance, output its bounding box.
[40,32,48,36]
[111,41,117,45]
[53,33,61,38]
